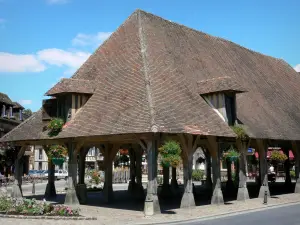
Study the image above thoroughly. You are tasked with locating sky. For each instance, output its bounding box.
[0,0,299,112]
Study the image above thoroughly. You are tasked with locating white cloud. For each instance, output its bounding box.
[18,100,32,105]
[72,32,112,47]
[46,0,69,4]
[294,64,300,72]
[0,53,46,72]
[37,48,90,68]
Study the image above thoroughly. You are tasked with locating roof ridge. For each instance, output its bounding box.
[138,10,158,132]
[138,9,283,63]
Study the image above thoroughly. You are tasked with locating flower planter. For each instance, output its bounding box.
[229,156,238,162]
[52,158,65,166]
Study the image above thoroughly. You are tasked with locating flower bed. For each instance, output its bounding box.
[0,197,80,217]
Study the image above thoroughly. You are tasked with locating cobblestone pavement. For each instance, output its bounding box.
[1,193,300,225]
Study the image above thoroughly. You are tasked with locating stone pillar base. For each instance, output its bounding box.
[295,180,300,193]
[258,185,270,198]
[180,192,195,208]
[144,194,160,216]
[45,181,57,199]
[237,187,249,201]
[64,177,80,206]
[76,184,87,204]
[211,180,224,205]
[11,183,22,199]
[160,184,172,198]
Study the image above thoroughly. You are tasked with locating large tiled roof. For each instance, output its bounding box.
[2,9,300,142]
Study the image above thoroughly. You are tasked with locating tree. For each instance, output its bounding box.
[23,109,33,117]
[158,140,182,168]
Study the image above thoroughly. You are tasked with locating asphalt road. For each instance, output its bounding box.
[185,203,300,225]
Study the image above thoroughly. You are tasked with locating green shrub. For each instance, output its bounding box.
[159,140,182,168]
[0,196,13,211]
[192,169,204,181]
[290,170,296,179]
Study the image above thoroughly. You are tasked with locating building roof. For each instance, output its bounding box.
[197,76,247,95]
[2,9,300,142]
[45,78,96,96]
[0,92,13,105]
[12,102,25,110]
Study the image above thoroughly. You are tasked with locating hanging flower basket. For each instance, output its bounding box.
[223,146,240,163]
[45,145,68,165]
[52,157,65,166]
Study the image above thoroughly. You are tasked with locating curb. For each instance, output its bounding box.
[0,214,97,220]
[138,201,300,225]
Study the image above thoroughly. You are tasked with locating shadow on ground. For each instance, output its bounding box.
[24,181,296,214]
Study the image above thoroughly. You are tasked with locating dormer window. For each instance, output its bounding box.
[43,78,95,122]
[198,76,247,126]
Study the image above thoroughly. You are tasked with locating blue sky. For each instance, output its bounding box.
[0,0,299,111]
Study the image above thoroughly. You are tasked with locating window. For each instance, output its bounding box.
[39,149,43,160]
[19,109,23,121]
[224,94,236,126]
[38,162,42,170]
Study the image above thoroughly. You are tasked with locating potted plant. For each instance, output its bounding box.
[47,118,64,137]
[45,145,68,166]
[270,150,288,175]
[223,146,240,162]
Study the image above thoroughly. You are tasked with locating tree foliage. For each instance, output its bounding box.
[23,109,33,117]
[158,140,182,168]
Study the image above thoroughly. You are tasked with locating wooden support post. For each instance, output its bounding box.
[128,148,136,193]
[76,147,89,204]
[103,144,120,203]
[45,159,56,199]
[208,136,224,205]
[178,134,200,208]
[64,141,83,206]
[143,138,161,216]
[256,139,270,198]
[134,147,145,200]
[11,146,26,198]
[236,139,250,201]
[292,141,300,193]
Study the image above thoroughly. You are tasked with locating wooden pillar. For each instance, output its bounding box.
[135,147,145,199]
[11,146,26,198]
[292,141,300,193]
[103,144,120,203]
[236,139,250,201]
[171,167,179,193]
[204,149,213,190]
[64,141,80,206]
[76,148,88,204]
[128,148,136,193]
[257,139,270,198]
[143,138,161,216]
[208,137,224,205]
[45,160,56,198]
[284,148,291,185]
[178,134,200,208]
